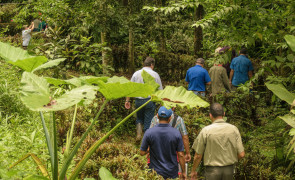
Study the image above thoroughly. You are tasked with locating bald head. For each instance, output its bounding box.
[210,103,224,118]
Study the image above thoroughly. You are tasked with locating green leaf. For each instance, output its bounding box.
[36,85,98,111]
[99,167,117,180]
[45,77,68,86]
[23,175,49,180]
[291,110,295,114]
[32,58,66,72]
[279,114,295,128]
[8,56,48,72]
[20,72,51,111]
[96,76,154,100]
[265,82,295,105]
[289,128,295,136]
[152,86,209,109]
[65,76,108,87]
[141,70,160,92]
[0,41,33,62]
[284,35,295,52]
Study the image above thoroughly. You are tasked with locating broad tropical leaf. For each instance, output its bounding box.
[99,167,117,180]
[20,72,51,110]
[265,82,295,105]
[66,76,108,87]
[142,70,160,92]
[96,76,154,100]
[32,58,66,72]
[45,77,68,86]
[0,41,33,62]
[9,56,47,72]
[284,35,295,52]
[35,85,98,111]
[152,86,209,109]
[279,114,295,128]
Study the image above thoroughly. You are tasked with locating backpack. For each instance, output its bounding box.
[171,114,178,128]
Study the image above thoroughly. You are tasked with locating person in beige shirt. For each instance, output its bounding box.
[209,64,231,96]
[190,103,245,180]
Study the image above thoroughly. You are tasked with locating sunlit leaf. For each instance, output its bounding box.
[284,35,295,52]
[141,70,160,92]
[99,167,117,180]
[152,86,209,109]
[20,72,51,111]
[32,58,66,72]
[0,41,33,62]
[265,82,295,105]
[96,76,154,100]
[8,56,47,72]
[289,128,295,136]
[45,77,68,86]
[279,114,295,128]
[36,85,98,111]
[23,175,49,180]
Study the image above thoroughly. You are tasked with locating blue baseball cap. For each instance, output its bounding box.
[158,106,173,118]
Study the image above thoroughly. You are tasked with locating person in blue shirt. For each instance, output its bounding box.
[185,58,211,96]
[140,106,186,180]
[229,48,254,89]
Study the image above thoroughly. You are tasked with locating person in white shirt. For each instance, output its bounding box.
[125,57,163,142]
[22,22,34,49]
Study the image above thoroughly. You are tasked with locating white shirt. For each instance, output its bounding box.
[131,67,163,98]
[22,29,31,47]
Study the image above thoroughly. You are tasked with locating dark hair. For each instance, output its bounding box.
[158,116,170,121]
[143,57,155,67]
[210,103,224,118]
[240,48,247,55]
[196,58,205,64]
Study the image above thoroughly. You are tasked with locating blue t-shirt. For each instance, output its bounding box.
[140,124,184,179]
[185,65,211,91]
[230,55,254,86]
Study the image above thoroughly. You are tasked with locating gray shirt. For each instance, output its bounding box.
[192,119,244,166]
[131,67,163,98]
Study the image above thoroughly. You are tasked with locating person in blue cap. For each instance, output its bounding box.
[140,106,186,180]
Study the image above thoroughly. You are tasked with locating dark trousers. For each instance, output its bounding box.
[135,98,156,132]
[205,165,234,180]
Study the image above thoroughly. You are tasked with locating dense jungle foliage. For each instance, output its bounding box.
[0,0,295,179]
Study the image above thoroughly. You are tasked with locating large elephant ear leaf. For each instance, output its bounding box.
[152,86,209,109]
[99,167,117,180]
[284,35,295,52]
[0,41,33,61]
[142,70,160,92]
[20,72,51,111]
[97,76,154,100]
[32,58,66,72]
[36,85,98,111]
[265,82,295,105]
[9,56,48,72]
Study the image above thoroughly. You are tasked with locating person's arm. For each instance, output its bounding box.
[229,69,234,84]
[29,22,34,31]
[248,71,253,79]
[222,68,231,91]
[182,135,191,162]
[190,153,202,179]
[206,81,211,85]
[238,151,245,159]
[177,151,187,179]
[140,149,148,156]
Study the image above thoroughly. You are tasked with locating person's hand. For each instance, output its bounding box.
[229,81,232,84]
[190,171,198,180]
[185,153,191,162]
[125,101,131,109]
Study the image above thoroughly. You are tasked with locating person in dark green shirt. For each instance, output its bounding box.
[209,64,231,96]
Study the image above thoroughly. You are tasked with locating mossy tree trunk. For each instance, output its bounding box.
[194,4,204,57]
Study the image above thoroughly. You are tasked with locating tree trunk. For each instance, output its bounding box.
[128,27,135,73]
[101,31,108,75]
[194,5,204,57]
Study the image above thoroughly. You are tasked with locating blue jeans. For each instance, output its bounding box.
[192,91,205,97]
[135,98,156,132]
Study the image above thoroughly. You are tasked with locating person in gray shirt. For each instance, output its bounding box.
[190,103,245,180]
[125,57,163,142]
